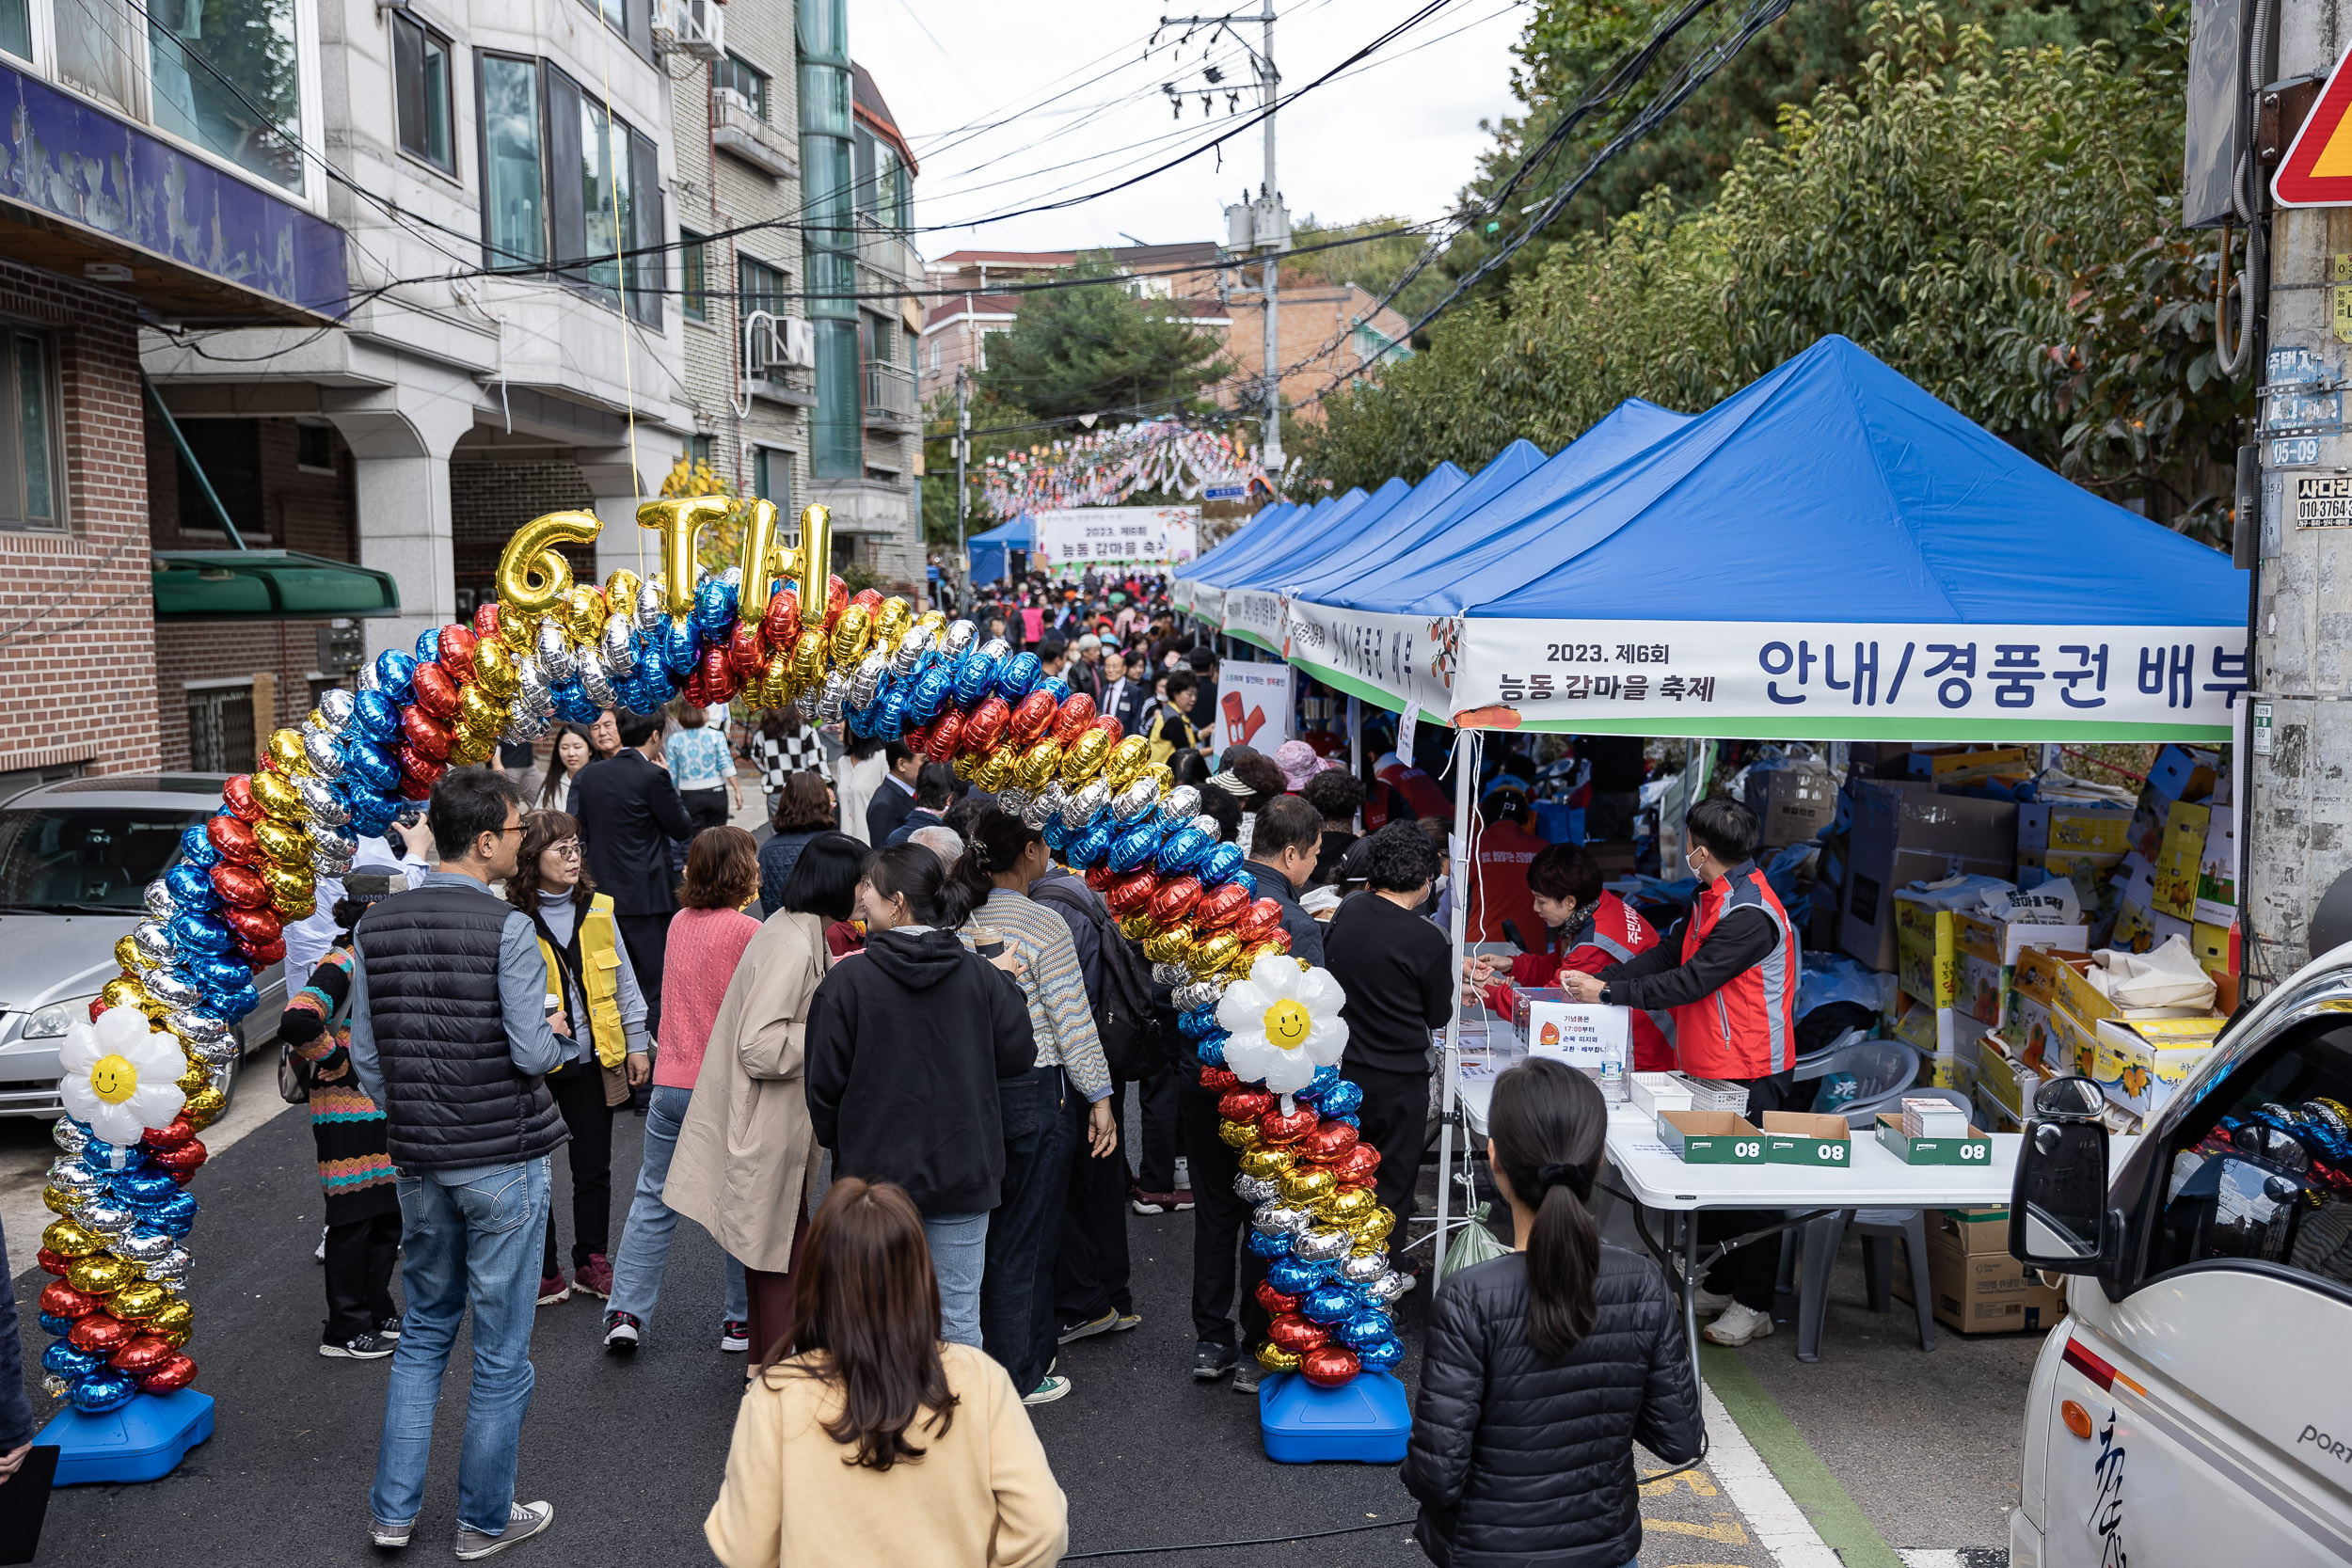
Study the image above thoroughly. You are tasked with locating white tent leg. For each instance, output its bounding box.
[1430,728,1481,1290]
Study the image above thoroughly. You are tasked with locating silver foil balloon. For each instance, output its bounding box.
[1157,785,1202,827]
[720,564,742,590]
[579,660,618,710]
[814,670,847,722]
[1152,961,1193,989]
[297,774,350,827]
[147,1247,193,1288]
[942,620,977,657]
[1235,1175,1279,1205]
[1190,814,1223,839]
[1251,1205,1311,1238]
[793,685,820,721]
[167,1009,230,1047]
[1340,1251,1388,1286]
[1112,776,1161,823]
[355,660,381,694]
[314,823,358,860]
[1022,781,1070,832]
[115,1229,174,1267]
[1292,1227,1352,1262]
[995,786,1033,818]
[1060,780,1110,832]
[143,881,178,922]
[302,726,346,778]
[635,580,668,632]
[515,657,554,717]
[890,621,937,676]
[502,706,552,745]
[183,1032,241,1068]
[40,1373,68,1400]
[978,637,1010,661]
[317,687,358,733]
[51,1118,88,1155]
[1364,1270,1414,1305]
[48,1160,105,1203]
[849,650,888,708]
[76,1200,135,1239]
[1172,980,1222,1012]
[144,970,201,1011]
[534,619,578,682]
[600,613,638,676]
[132,921,177,967]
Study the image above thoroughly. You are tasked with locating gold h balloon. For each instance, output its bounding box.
[735,499,784,622]
[792,503,833,614]
[635,495,735,617]
[496,511,602,614]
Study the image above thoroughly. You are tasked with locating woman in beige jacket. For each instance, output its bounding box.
[665,833,864,1361]
[705,1179,1068,1568]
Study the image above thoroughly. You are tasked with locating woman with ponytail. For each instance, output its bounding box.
[1403,1057,1702,1567]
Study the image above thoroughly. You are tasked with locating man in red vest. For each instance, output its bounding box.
[1559,796,1800,1346]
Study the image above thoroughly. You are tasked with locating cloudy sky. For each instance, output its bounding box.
[850,0,1533,258]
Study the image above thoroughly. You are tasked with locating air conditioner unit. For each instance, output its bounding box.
[652,0,723,61]
[778,316,816,370]
[743,310,785,377]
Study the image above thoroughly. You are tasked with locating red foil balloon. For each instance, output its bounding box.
[139,1353,197,1394]
[822,575,849,629]
[1254,1280,1301,1318]
[401,706,453,763]
[1200,1066,1240,1093]
[726,624,765,678]
[682,669,713,708]
[1217,1089,1276,1124]
[1333,1143,1382,1188]
[222,775,263,822]
[110,1335,175,1374]
[761,587,801,649]
[398,748,448,791]
[210,863,271,911]
[35,1248,68,1276]
[223,907,281,946]
[1007,690,1058,743]
[69,1314,135,1354]
[960,697,1011,755]
[395,770,433,802]
[410,661,460,721]
[1089,715,1124,743]
[1050,693,1098,746]
[699,646,731,693]
[151,1140,208,1182]
[850,587,882,615]
[1083,863,1119,892]
[1301,1344,1361,1388]
[1267,1313,1330,1354]
[1301,1119,1360,1162]
[38,1281,98,1320]
[205,816,262,865]
[145,1115,198,1149]
[1193,881,1250,930]
[924,711,964,764]
[1104,871,1159,918]
[238,936,288,968]
[1260,1107,1318,1145]
[437,625,479,684]
[1148,876,1203,927]
[472,601,501,645]
[1233,897,1285,946]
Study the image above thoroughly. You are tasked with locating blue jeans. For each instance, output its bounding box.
[372,1158,552,1536]
[982,1067,1084,1395]
[607,1085,748,1336]
[923,1211,989,1350]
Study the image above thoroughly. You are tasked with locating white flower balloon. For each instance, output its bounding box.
[1215,953,1351,1099]
[58,1006,187,1147]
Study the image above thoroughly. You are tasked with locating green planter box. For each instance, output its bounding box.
[1761,1111,1851,1168]
[1874,1113,1994,1165]
[1657,1111,1765,1164]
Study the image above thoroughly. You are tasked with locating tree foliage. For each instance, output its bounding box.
[974,255,1232,424]
[1281,216,1451,322]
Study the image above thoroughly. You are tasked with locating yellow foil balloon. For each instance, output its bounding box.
[112,1279,167,1320]
[68,1254,133,1296]
[603,567,642,615]
[264,727,311,776]
[1279,1166,1337,1206]
[1216,1117,1263,1149]
[255,817,312,866]
[973,749,1018,793]
[1116,912,1161,942]
[101,976,152,1015]
[791,503,833,616]
[1134,763,1175,796]
[564,583,607,644]
[450,732,498,768]
[149,1297,193,1338]
[734,498,782,623]
[186,1085,228,1128]
[251,768,304,821]
[1186,929,1243,978]
[474,639,520,699]
[1018,739,1064,793]
[262,863,313,904]
[1104,736,1152,792]
[459,685,507,734]
[1320,1187,1377,1226]
[830,604,872,665]
[497,509,600,614]
[789,628,826,683]
[873,596,913,649]
[1256,1342,1303,1372]
[41,1185,75,1217]
[1141,929,1194,966]
[112,935,141,974]
[951,753,980,783]
[43,1217,102,1258]
[1238,1148,1295,1180]
[1059,728,1112,789]
[176,1060,214,1098]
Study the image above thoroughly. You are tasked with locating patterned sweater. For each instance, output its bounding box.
[278,947,399,1223]
[960,889,1110,1103]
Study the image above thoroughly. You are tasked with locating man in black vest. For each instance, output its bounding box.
[571,709,693,1019]
[348,768,569,1559]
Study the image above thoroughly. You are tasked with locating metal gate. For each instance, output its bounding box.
[186,684,253,773]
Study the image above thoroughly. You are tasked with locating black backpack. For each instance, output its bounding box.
[1031,879,1161,1083]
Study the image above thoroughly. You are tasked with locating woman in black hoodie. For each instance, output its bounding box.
[804,844,1036,1350]
[1404,1058,1703,1567]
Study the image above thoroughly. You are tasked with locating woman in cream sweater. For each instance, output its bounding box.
[705,1178,1069,1568]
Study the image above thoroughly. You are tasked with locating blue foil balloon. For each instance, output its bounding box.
[1302,1283,1359,1324]
[875,689,910,738]
[1195,842,1247,887]
[1036,674,1072,702]
[164,863,217,911]
[1296,1065,1343,1101]
[373,650,417,703]
[994,651,1041,702]
[69,1370,137,1415]
[1155,825,1213,876]
[1268,1256,1334,1295]
[1246,1228,1293,1260]
[1339,1308,1396,1348]
[353,689,402,743]
[118,1173,180,1208]
[1039,816,1073,854]
[1068,817,1117,870]
[192,952,253,993]
[413,627,443,666]
[661,621,699,676]
[148,1191,199,1236]
[907,666,954,723]
[42,1341,102,1378]
[1358,1336,1405,1373]
[1107,819,1164,874]
[952,652,1000,707]
[169,911,234,956]
[36,1313,73,1338]
[1177,1006,1222,1041]
[691,577,737,634]
[1194,1036,1228,1069]
[345,742,401,796]
[1319,1079,1365,1117]
[176,824,221,870]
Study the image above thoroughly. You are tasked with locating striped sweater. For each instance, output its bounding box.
[961,889,1111,1102]
[279,947,399,1222]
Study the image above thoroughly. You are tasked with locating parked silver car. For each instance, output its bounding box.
[0,775,284,1116]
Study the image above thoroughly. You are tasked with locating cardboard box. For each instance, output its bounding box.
[1839,783,2016,971]
[2091,1014,2226,1117]
[1760,1111,1852,1167]
[1746,766,1836,848]
[1894,903,1956,1007]
[1951,912,2087,1027]
[2050,1003,2105,1078]
[1587,840,1638,879]
[2153,800,2209,920]
[1656,1111,1764,1164]
[1893,1209,2068,1335]
[1974,1032,2050,1122]
[1999,990,2058,1068]
[1875,1112,1994,1165]
[2191,920,2233,979]
[2017,799,2134,859]
[2195,804,2236,925]
[2145,744,2219,803]
[1902,746,2034,785]
[2010,946,2086,1008]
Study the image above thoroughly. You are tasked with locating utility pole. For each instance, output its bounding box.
[954,365,970,615]
[1258,0,1282,474]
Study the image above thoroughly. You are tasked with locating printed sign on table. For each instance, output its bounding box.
[1215,662,1293,756]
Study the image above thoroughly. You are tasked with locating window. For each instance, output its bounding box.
[294,421,334,471]
[680,230,707,320]
[184,683,256,774]
[853,126,877,219]
[480,55,544,269]
[713,51,768,121]
[393,11,453,171]
[0,0,27,60]
[56,0,136,114]
[738,255,787,324]
[146,0,306,193]
[752,448,789,510]
[0,329,60,531]
[0,803,202,912]
[687,434,712,466]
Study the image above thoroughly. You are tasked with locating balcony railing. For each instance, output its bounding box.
[855,222,917,286]
[863,359,917,428]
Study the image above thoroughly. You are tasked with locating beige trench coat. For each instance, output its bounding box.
[663,909,831,1275]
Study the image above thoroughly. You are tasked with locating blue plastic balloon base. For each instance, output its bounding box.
[1257,1370,1410,1464]
[39,1388,214,1486]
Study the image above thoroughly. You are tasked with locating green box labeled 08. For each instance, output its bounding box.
[1874,1113,1994,1165]
[1657,1111,1765,1164]
[1760,1111,1851,1168]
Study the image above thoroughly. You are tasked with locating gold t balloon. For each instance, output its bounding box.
[635,495,734,617]
[495,510,601,613]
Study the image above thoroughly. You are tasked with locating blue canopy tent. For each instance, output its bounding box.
[1218,467,1472,653]
[965,517,1032,586]
[1175,491,1365,626]
[1169,500,1300,615]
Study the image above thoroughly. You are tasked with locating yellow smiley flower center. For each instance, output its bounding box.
[1263,999,1311,1049]
[88,1054,139,1104]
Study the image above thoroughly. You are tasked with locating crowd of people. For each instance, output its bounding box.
[250,587,1791,1564]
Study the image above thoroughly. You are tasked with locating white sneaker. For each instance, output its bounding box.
[1691,1286,1735,1316]
[1703,1303,1775,1347]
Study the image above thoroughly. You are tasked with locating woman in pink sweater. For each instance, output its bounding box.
[602,827,765,1355]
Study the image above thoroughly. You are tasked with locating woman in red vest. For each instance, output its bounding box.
[1466,843,1676,1073]
[1557,797,1799,1348]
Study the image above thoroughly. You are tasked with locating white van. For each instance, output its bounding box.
[2006,952,2352,1566]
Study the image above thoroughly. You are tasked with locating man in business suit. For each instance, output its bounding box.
[865,740,922,846]
[1098,649,1146,735]
[569,709,694,1019]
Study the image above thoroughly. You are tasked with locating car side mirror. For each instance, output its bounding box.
[2010,1099,2113,1273]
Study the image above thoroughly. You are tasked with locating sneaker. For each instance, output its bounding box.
[1022,1374,1072,1406]
[1112,1309,1142,1333]
[719,1320,751,1354]
[1232,1359,1262,1395]
[453,1500,553,1560]
[572,1254,613,1300]
[603,1311,641,1355]
[1057,1309,1118,1344]
[1703,1303,1775,1347]
[1168,1188,1195,1212]
[379,1316,403,1340]
[370,1517,412,1549]
[320,1333,395,1360]
[1129,1192,1168,1215]
[536,1273,570,1307]
[1191,1339,1239,1381]
[1691,1286,1736,1316]
[315,1226,327,1264]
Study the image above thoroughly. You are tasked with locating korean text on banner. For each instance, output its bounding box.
[1031,507,1200,568]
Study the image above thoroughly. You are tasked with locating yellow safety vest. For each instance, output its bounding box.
[536,893,628,1069]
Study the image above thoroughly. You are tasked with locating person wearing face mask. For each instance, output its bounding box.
[1556,796,1798,1347]
[1464,843,1675,1073]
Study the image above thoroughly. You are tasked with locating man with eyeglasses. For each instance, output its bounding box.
[346,767,570,1559]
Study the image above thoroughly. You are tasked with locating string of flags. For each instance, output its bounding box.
[980,419,1277,516]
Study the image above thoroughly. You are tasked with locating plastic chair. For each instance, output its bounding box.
[1786,1206,1936,1363]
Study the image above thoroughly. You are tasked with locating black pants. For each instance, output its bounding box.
[1343,1059,1432,1227]
[615,911,673,1024]
[1131,1049,1183,1194]
[681,787,728,835]
[1699,1069,1804,1311]
[1055,1077,1132,1324]
[324,1208,400,1342]
[541,1062,615,1275]
[983,1068,1083,1396]
[1178,1075,1270,1349]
